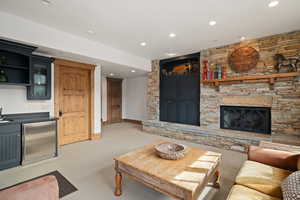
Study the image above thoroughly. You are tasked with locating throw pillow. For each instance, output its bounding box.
[282,171,300,200]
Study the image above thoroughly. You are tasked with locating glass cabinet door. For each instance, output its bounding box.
[27,55,53,100]
[33,64,47,97]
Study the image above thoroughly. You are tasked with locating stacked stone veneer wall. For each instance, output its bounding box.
[147,60,160,120]
[200,30,300,140]
[145,30,300,149]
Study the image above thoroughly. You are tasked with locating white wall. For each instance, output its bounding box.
[0,63,55,115]
[94,66,101,134]
[101,76,147,122]
[122,79,127,119]
[123,76,148,121]
[101,76,107,122]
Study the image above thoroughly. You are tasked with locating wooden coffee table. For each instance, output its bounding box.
[114,141,221,200]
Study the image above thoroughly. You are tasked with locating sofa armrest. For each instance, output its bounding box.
[0,175,59,200]
[259,141,300,153]
[248,145,299,171]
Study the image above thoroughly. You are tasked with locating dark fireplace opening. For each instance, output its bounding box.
[220,106,271,134]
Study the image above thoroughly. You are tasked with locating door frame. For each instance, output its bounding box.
[107,78,123,124]
[54,59,96,145]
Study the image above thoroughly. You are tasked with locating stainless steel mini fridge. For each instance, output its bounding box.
[22,121,57,165]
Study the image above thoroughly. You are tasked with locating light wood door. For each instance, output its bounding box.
[108,78,122,123]
[55,60,94,145]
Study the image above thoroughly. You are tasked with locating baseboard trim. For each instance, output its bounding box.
[102,121,109,126]
[123,119,142,125]
[91,133,101,140]
[102,119,142,126]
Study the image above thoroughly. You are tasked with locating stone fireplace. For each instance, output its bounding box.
[220,105,271,134]
[219,96,273,135]
[143,30,300,152]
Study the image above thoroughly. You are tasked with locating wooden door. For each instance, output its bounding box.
[55,59,94,145]
[107,78,122,123]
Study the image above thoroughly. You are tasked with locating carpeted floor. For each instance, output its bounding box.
[0,123,246,200]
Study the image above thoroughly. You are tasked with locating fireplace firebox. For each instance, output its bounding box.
[220,106,271,134]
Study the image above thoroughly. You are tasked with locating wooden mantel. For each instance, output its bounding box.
[202,72,299,90]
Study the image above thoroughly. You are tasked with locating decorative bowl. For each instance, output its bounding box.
[154,142,189,160]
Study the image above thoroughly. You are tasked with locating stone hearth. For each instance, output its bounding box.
[142,120,268,152]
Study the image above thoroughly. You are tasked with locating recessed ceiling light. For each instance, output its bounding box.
[41,0,51,5]
[209,21,217,26]
[166,53,177,57]
[131,70,136,73]
[87,30,95,34]
[140,42,147,46]
[169,33,176,38]
[109,73,114,76]
[240,36,246,41]
[268,1,279,7]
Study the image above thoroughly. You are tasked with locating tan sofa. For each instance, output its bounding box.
[227,141,300,200]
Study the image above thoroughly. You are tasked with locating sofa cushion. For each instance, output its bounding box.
[281,171,300,200]
[227,185,281,200]
[248,146,300,171]
[235,160,293,198]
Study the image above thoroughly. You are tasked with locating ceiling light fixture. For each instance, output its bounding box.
[268,1,279,7]
[166,53,177,57]
[131,70,136,73]
[109,73,114,76]
[169,33,176,38]
[209,21,217,26]
[87,30,95,34]
[240,36,246,41]
[41,0,51,5]
[140,42,147,46]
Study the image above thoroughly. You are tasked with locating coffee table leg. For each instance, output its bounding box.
[115,172,122,196]
[213,168,220,188]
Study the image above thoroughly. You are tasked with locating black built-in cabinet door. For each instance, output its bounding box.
[160,73,200,126]
[0,124,21,170]
[27,55,53,100]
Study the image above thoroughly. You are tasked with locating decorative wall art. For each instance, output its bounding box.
[228,47,260,73]
[274,52,300,73]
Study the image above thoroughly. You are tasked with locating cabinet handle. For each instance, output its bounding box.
[59,111,64,117]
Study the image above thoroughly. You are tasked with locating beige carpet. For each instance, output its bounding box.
[0,123,246,200]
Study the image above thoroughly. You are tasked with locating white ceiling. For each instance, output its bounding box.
[1,0,300,60]
[33,46,148,78]
[102,63,147,79]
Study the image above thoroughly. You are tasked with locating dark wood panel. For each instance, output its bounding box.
[0,39,36,86]
[160,73,200,126]
[107,78,123,124]
[0,124,21,170]
[0,124,21,134]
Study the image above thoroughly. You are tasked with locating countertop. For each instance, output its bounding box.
[0,112,58,126]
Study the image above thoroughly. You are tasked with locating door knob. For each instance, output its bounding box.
[59,111,64,117]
